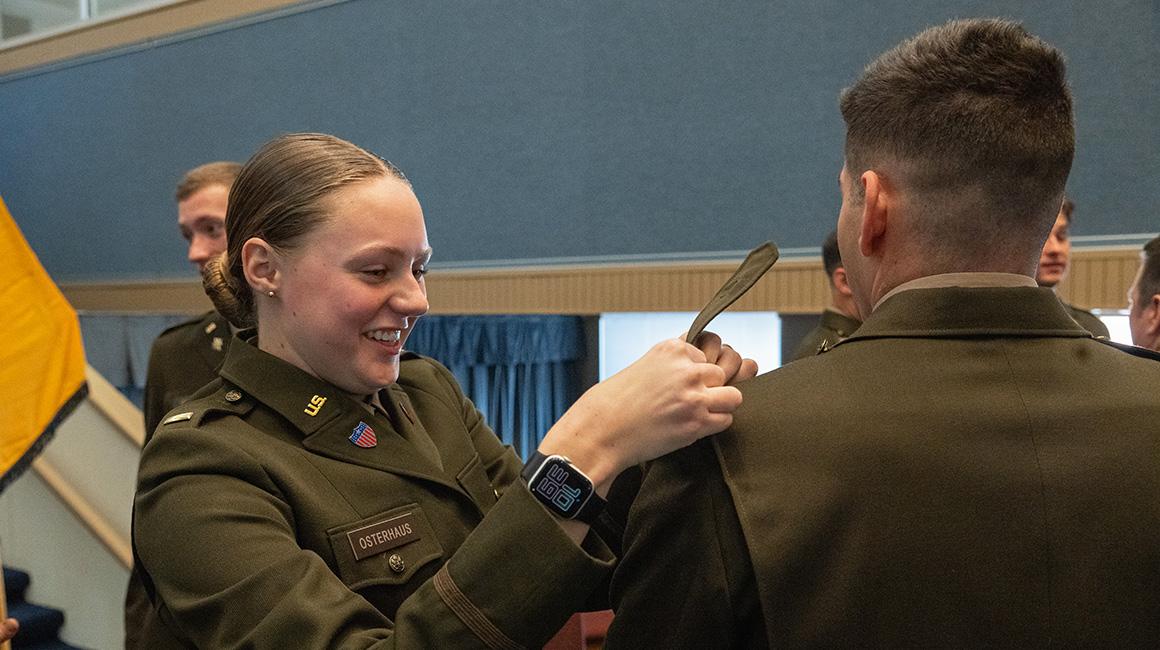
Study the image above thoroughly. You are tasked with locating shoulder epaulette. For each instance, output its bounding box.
[158,384,255,428]
[156,313,208,338]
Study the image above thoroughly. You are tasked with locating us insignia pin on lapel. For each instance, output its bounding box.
[350,421,377,448]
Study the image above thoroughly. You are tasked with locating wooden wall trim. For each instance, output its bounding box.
[1055,247,1140,311]
[63,280,214,313]
[427,258,831,315]
[59,247,1139,315]
[0,0,305,77]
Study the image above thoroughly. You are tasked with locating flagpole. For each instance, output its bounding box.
[0,538,11,650]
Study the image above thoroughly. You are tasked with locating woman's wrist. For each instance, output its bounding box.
[536,398,623,498]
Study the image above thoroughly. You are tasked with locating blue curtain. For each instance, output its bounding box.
[405,315,587,459]
[79,313,190,407]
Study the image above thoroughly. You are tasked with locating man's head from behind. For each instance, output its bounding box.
[1036,197,1074,288]
[176,161,242,273]
[1129,236,1160,350]
[836,18,1074,314]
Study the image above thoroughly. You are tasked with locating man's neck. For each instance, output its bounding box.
[873,272,1039,311]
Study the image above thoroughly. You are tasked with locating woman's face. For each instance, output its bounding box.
[265,175,430,395]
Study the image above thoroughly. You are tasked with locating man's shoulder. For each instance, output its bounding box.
[788,324,829,361]
[1061,302,1110,338]
[1094,337,1160,363]
[153,311,220,348]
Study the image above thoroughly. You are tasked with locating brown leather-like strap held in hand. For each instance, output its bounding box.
[686,242,779,345]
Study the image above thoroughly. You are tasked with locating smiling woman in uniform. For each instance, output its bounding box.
[131,132,752,649]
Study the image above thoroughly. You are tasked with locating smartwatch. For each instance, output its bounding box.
[521,452,606,525]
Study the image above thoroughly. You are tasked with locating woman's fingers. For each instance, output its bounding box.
[691,331,758,385]
[735,358,759,384]
[714,344,742,383]
[693,331,722,364]
[704,385,744,414]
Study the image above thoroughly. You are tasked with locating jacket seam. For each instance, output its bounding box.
[999,342,1055,627]
[433,565,524,650]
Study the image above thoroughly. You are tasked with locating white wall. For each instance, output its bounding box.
[599,311,781,381]
[0,396,136,650]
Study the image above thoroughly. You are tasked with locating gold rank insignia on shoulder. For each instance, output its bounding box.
[211,336,224,352]
[205,322,217,335]
[304,394,327,416]
[163,412,193,425]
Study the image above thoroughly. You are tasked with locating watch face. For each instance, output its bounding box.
[530,458,591,519]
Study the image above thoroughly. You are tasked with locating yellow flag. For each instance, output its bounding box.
[0,196,87,492]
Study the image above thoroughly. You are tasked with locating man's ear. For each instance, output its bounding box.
[241,237,279,296]
[832,267,855,297]
[858,170,890,257]
[1146,293,1160,336]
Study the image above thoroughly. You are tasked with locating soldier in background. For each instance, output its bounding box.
[789,230,861,360]
[1035,196,1111,337]
[127,161,239,650]
[1128,235,1160,350]
[142,161,241,438]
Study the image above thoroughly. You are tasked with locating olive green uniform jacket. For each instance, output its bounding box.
[1063,300,1110,338]
[788,308,861,361]
[132,338,612,649]
[142,310,231,437]
[607,287,1160,648]
[127,310,232,649]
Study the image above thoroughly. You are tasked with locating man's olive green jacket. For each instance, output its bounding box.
[142,310,231,437]
[608,286,1160,648]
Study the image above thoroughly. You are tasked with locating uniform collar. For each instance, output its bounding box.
[874,272,1037,311]
[841,285,1090,346]
[219,334,352,436]
[218,336,456,489]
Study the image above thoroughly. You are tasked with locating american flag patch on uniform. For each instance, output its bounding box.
[350,421,377,448]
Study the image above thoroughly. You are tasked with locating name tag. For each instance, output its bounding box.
[346,512,420,561]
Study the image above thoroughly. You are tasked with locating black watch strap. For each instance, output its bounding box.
[521,452,607,526]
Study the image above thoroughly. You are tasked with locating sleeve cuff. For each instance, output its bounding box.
[439,482,614,648]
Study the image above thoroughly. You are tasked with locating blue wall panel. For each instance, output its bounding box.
[0,0,1156,281]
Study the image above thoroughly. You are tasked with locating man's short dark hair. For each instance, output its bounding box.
[1059,195,1075,223]
[839,18,1074,261]
[176,161,242,202]
[1138,236,1160,304]
[822,230,843,279]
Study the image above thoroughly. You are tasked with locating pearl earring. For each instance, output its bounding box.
[267,290,275,297]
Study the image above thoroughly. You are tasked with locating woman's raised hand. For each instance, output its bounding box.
[539,332,755,493]
[690,331,759,387]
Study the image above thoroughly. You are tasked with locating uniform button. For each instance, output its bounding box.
[388,554,406,574]
[224,390,243,402]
